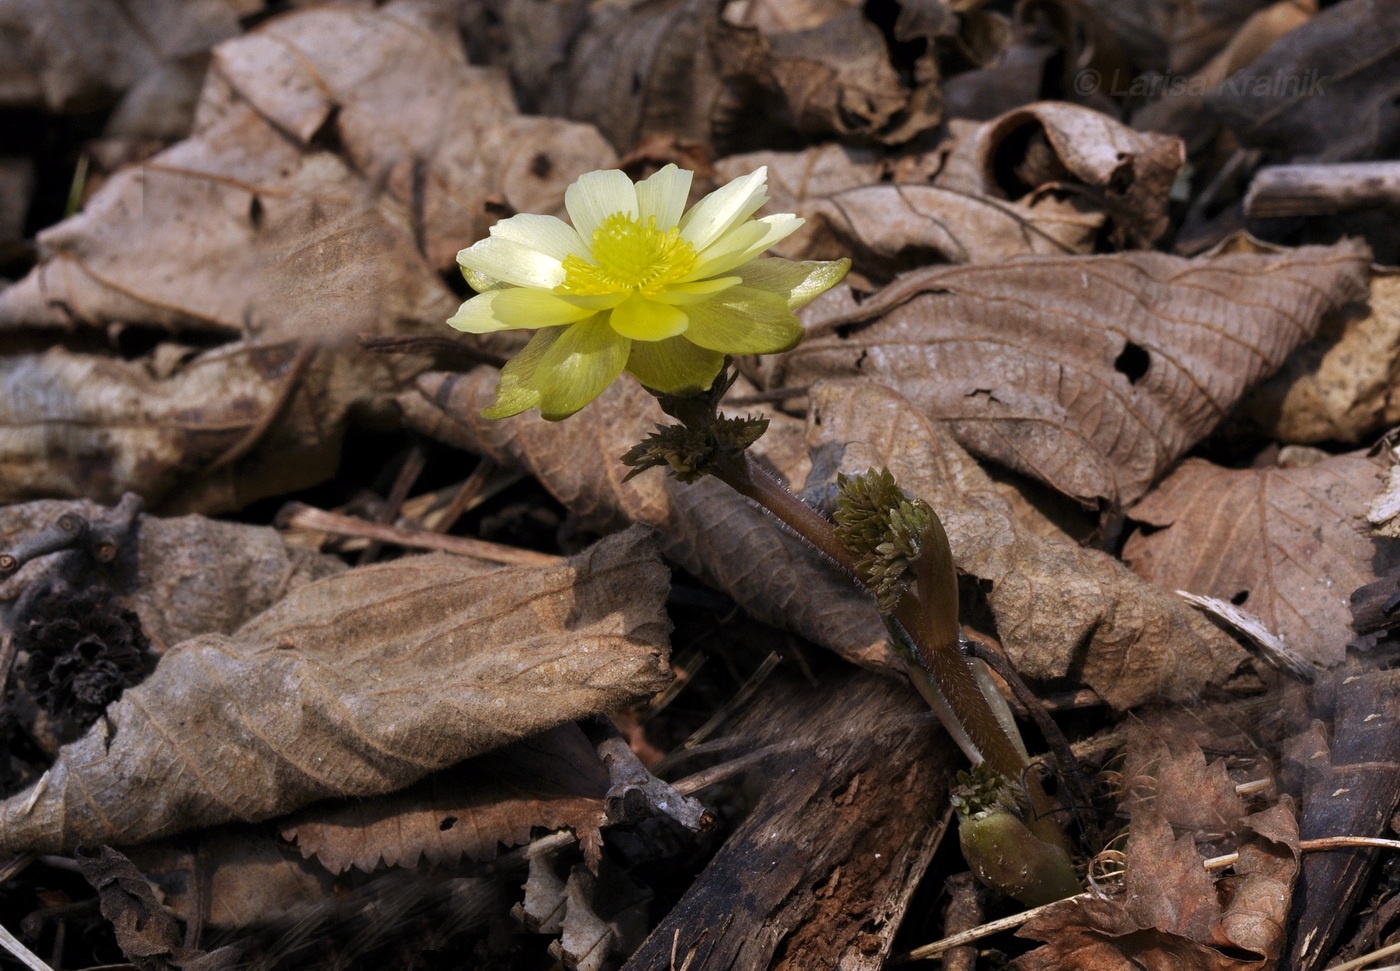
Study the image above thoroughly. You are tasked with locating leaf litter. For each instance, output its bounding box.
[3,0,1400,966]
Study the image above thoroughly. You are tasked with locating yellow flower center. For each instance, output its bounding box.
[559,213,697,298]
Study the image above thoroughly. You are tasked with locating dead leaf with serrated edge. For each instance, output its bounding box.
[1124,452,1400,668]
[772,242,1369,506]
[0,528,671,854]
[281,724,609,874]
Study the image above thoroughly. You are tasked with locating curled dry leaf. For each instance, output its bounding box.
[937,101,1185,248]
[1123,453,1400,668]
[0,497,344,651]
[714,152,1100,275]
[533,0,726,154]
[1205,0,1400,162]
[708,0,949,148]
[281,724,609,874]
[1243,267,1400,445]
[0,529,673,854]
[772,241,1370,506]
[804,381,1243,709]
[0,0,244,112]
[398,369,895,670]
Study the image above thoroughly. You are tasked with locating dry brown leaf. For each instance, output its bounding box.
[803,380,1243,708]
[0,0,246,112]
[130,827,339,930]
[1243,268,1400,444]
[281,724,609,873]
[1119,720,1247,834]
[0,528,672,854]
[713,141,1099,277]
[0,497,345,653]
[708,0,949,148]
[211,2,616,271]
[0,0,614,335]
[0,100,456,341]
[1016,804,1298,970]
[723,0,856,35]
[771,242,1370,506]
[1205,0,1400,162]
[530,0,726,153]
[0,342,423,514]
[1124,453,1400,668]
[936,101,1185,248]
[398,369,895,670]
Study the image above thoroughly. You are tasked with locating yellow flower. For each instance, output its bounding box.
[448,164,850,420]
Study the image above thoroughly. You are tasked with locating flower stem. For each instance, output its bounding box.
[708,452,1027,782]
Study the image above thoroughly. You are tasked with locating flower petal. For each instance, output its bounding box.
[683,286,804,354]
[635,164,692,230]
[735,257,851,309]
[447,290,511,333]
[679,168,770,251]
[688,213,804,279]
[652,276,740,305]
[626,336,725,395]
[482,327,562,419]
[609,293,689,341]
[535,316,631,419]
[490,213,587,263]
[565,170,639,242]
[458,235,565,289]
[494,288,599,326]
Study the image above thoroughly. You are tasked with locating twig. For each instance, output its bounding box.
[276,502,561,566]
[585,716,714,832]
[1327,939,1400,971]
[900,836,1400,962]
[898,892,1095,961]
[1245,161,1400,218]
[0,920,56,971]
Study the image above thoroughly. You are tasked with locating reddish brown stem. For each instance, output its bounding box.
[709,452,1027,781]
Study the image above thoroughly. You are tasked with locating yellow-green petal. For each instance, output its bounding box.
[683,286,804,354]
[652,277,741,305]
[447,291,510,333]
[493,287,598,327]
[636,164,692,230]
[626,336,725,394]
[490,213,586,263]
[566,170,639,241]
[679,168,769,251]
[735,257,851,309]
[535,316,632,419]
[690,213,804,278]
[458,236,565,290]
[684,221,770,280]
[482,327,563,419]
[609,293,689,340]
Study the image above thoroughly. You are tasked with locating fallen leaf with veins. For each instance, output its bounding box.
[1124,453,1400,669]
[803,380,1243,709]
[0,528,671,854]
[771,242,1370,506]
